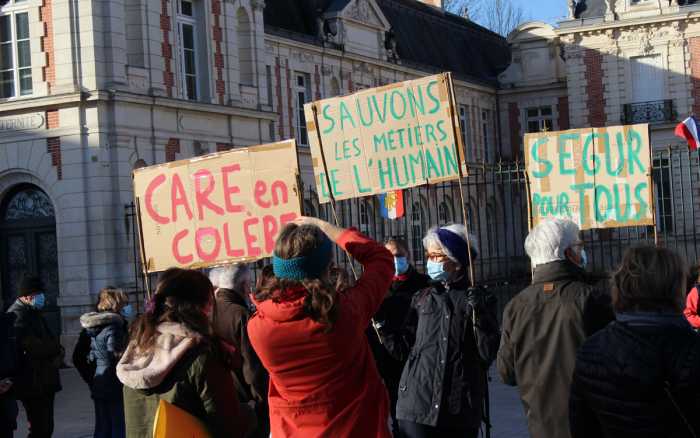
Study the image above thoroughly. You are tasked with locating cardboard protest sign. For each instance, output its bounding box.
[133,140,301,272]
[525,124,654,230]
[304,73,466,203]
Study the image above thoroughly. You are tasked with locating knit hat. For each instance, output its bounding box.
[423,224,478,268]
[272,236,333,281]
[18,273,43,297]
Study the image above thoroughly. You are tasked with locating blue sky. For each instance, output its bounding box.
[515,0,569,24]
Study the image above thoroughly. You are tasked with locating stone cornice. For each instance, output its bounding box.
[264,34,498,95]
[0,90,279,121]
[497,81,567,96]
[558,10,700,37]
[0,92,85,115]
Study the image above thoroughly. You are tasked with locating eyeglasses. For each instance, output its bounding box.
[426,252,449,262]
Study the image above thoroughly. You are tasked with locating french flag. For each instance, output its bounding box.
[675,116,700,150]
[379,190,404,219]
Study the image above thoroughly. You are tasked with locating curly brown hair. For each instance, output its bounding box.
[612,246,687,313]
[130,268,214,352]
[254,223,338,331]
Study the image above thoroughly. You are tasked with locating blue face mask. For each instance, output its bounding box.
[30,293,45,310]
[394,257,409,276]
[120,304,135,320]
[580,249,588,269]
[426,260,450,282]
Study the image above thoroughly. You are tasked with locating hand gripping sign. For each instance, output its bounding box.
[304,73,467,202]
[524,124,655,230]
[133,140,301,272]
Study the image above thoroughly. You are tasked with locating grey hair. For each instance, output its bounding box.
[209,264,251,291]
[422,223,478,266]
[524,218,580,268]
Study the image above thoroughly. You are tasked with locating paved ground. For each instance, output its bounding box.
[15,367,528,438]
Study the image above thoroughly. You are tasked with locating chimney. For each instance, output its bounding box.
[418,0,443,8]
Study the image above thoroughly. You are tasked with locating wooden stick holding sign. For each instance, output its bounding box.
[310,103,359,280]
[134,197,153,299]
[445,73,475,289]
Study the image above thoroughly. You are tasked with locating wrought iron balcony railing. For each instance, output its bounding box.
[622,99,675,124]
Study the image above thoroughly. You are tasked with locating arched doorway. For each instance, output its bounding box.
[0,184,60,336]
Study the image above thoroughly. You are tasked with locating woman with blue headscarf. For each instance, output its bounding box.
[247,216,395,438]
[377,224,500,438]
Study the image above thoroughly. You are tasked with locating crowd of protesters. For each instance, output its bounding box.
[3,214,700,438]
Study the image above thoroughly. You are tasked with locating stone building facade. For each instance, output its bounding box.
[501,0,700,157]
[0,0,509,347]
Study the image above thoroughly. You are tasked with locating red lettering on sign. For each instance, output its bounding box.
[280,212,297,226]
[221,164,244,213]
[223,222,245,257]
[254,181,270,208]
[194,169,224,220]
[195,227,221,262]
[243,217,262,257]
[145,173,169,224]
[172,229,193,264]
[271,180,289,205]
[171,174,193,222]
[262,215,278,254]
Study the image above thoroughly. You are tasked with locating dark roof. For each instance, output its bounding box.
[264,0,511,86]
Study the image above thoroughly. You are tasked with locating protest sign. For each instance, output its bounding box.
[304,73,466,203]
[524,124,654,230]
[133,140,301,272]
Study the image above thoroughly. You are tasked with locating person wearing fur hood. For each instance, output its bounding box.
[117,268,245,438]
[78,287,131,438]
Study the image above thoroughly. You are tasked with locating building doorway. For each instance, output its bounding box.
[0,184,61,336]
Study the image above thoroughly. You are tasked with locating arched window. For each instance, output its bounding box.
[411,199,426,260]
[359,200,372,232]
[438,201,452,224]
[1,184,59,336]
[237,8,254,86]
[3,187,55,220]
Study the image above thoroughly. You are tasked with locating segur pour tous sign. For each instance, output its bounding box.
[304,73,466,202]
[133,140,301,272]
[524,124,654,230]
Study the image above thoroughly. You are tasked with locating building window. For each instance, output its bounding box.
[0,5,32,99]
[481,109,492,163]
[177,0,199,100]
[525,106,553,134]
[295,73,311,146]
[459,105,472,162]
[237,8,254,86]
[265,65,273,106]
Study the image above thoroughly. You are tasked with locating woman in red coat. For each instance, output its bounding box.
[247,216,394,438]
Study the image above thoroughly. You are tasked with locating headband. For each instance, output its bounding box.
[272,236,333,281]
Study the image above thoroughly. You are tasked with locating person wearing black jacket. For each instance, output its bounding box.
[377,224,500,438]
[210,264,269,438]
[0,296,18,438]
[7,274,63,438]
[497,218,613,438]
[570,245,700,438]
[369,237,429,435]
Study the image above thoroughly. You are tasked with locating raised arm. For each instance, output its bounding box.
[294,216,394,324]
